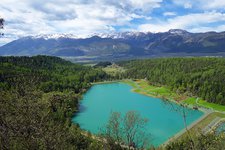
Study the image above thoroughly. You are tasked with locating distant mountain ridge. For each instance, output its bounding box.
[0,29,225,61]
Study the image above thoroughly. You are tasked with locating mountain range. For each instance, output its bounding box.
[0,29,225,62]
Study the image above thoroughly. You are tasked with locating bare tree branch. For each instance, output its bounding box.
[100,111,151,149]
[0,17,4,36]
[162,100,196,149]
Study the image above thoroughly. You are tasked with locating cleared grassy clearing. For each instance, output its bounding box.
[183,97,197,105]
[184,98,225,112]
[198,100,225,112]
[124,79,225,112]
[102,64,125,76]
[124,79,187,103]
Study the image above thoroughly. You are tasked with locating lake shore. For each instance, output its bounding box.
[92,79,225,147]
[161,111,212,147]
[120,79,208,113]
[91,80,122,85]
[76,81,204,147]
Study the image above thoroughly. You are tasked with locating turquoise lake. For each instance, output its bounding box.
[72,83,204,146]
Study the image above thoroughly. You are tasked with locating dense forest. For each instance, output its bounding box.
[1,56,225,149]
[0,56,108,149]
[118,58,225,105]
[166,133,225,150]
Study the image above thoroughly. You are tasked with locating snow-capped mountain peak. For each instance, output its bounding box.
[91,31,149,39]
[29,32,148,40]
[26,29,189,40]
[31,33,79,40]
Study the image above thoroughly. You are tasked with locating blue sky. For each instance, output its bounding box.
[1,0,225,45]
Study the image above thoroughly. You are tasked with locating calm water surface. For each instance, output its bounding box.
[72,83,203,146]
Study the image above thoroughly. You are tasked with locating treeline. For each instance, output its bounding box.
[166,132,225,150]
[0,55,108,92]
[0,56,108,149]
[118,58,225,105]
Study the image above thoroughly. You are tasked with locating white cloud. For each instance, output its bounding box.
[172,0,192,9]
[172,0,225,10]
[163,12,176,16]
[128,0,162,11]
[184,2,192,9]
[201,0,225,9]
[0,0,162,44]
[190,25,225,33]
[139,11,225,32]
[0,37,12,46]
